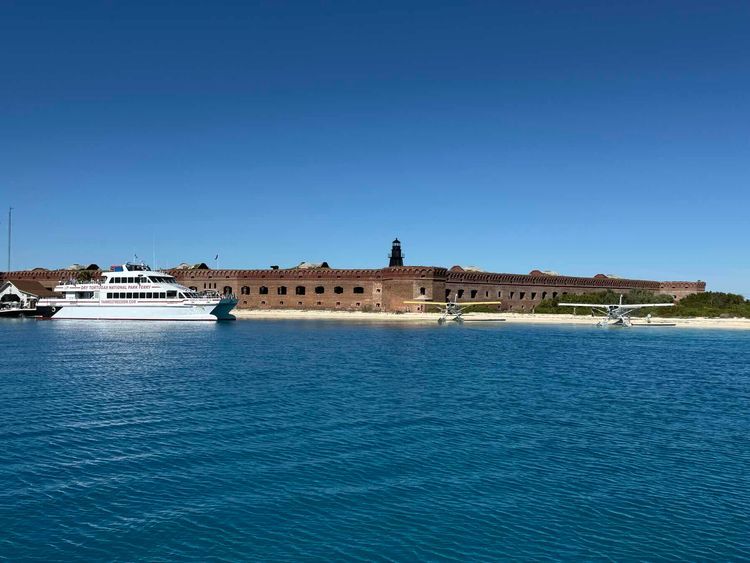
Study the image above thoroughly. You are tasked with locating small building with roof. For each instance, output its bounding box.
[0,279,60,312]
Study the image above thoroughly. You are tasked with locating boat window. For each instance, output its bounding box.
[140,292,146,299]
[126,292,133,299]
[107,292,112,298]
[167,291,177,298]
[160,292,165,299]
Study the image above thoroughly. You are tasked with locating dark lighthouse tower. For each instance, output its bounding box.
[388,238,404,267]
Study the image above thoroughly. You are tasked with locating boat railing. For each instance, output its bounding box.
[57,278,104,287]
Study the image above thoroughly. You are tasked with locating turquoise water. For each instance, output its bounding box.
[1,319,748,560]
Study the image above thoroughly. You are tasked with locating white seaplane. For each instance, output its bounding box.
[558,295,674,327]
[404,295,503,324]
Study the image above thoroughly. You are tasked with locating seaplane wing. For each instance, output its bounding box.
[618,303,674,309]
[558,303,673,310]
[403,301,503,307]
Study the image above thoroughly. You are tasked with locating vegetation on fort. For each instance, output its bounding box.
[533,290,750,318]
[656,292,750,318]
[75,270,95,283]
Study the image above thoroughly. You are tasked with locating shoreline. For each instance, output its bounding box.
[230,309,750,330]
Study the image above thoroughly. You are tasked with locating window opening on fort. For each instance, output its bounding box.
[510,292,515,299]
[223,286,232,295]
[419,287,426,295]
[278,286,287,295]
[241,286,250,295]
[259,286,269,295]
[531,292,537,300]
[296,286,306,295]
[470,290,478,298]
[445,289,451,298]
[334,286,343,294]
[353,286,364,294]
[457,289,464,298]
[315,286,325,294]
[519,292,525,299]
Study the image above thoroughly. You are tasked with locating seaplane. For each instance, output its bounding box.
[404,295,503,324]
[558,295,674,327]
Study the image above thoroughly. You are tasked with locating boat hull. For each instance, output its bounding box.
[36,301,236,321]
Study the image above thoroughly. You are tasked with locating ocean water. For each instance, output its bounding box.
[1,319,748,561]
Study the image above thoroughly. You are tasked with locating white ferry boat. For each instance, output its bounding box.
[37,263,237,321]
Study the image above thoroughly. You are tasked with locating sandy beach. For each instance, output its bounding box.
[231,309,750,330]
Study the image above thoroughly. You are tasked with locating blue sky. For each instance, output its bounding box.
[2,1,748,294]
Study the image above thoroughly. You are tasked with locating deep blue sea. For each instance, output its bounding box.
[1,319,748,561]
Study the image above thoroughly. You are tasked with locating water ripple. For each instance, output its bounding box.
[0,320,748,560]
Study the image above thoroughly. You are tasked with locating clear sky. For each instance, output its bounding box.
[2,1,748,294]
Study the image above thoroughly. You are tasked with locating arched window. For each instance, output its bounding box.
[277,286,287,295]
[457,289,465,298]
[259,286,269,295]
[315,286,325,294]
[223,286,232,295]
[334,286,344,294]
[241,286,250,295]
[295,286,306,295]
[470,289,478,298]
[419,287,426,295]
[353,286,364,294]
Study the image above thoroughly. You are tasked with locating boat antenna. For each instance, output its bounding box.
[7,207,12,272]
